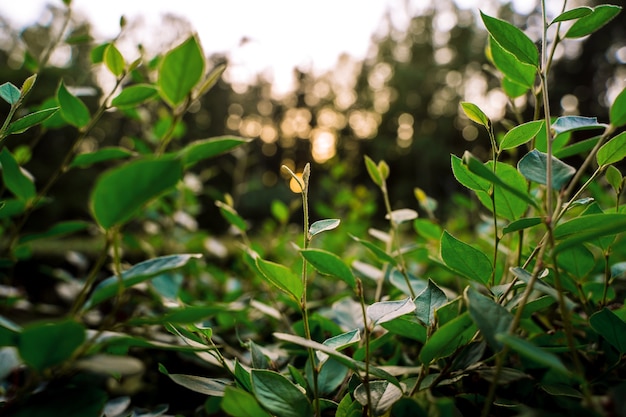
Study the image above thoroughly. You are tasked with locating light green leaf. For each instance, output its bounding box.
[465,287,512,351]
[6,107,59,135]
[496,333,570,375]
[90,158,183,229]
[69,147,135,168]
[597,132,626,166]
[481,11,538,67]
[256,258,303,301]
[460,102,490,128]
[196,63,226,98]
[222,387,272,417]
[18,320,85,372]
[489,36,536,89]
[606,165,623,194]
[440,231,492,284]
[364,155,383,187]
[84,254,201,309]
[610,87,626,128]
[111,84,158,107]
[300,248,355,289]
[502,76,530,98]
[552,116,606,135]
[158,35,205,107]
[354,381,403,415]
[590,308,626,354]
[565,5,622,39]
[0,82,20,105]
[500,120,543,150]
[414,279,447,326]
[177,136,251,168]
[451,154,489,192]
[251,369,312,417]
[475,161,530,220]
[554,213,626,253]
[216,200,247,232]
[90,42,109,64]
[503,217,542,234]
[551,7,593,24]
[517,149,576,189]
[0,148,36,201]
[309,218,340,238]
[419,312,476,364]
[104,43,125,76]
[57,81,90,128]
[367,298,416,326]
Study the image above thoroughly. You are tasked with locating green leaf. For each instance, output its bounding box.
[104,43,125,76]
[20,74,37,97]
[336,393,362,417]
[500,120,543,150]
[590,308,626,354]
[256,258,303,301]
[414,279,447,326]
[475,161,530,220]
[610,86,626,128]
[350,234,397,266]
[489,37,536,89]
[165,373,230,396]
[497,334,570,376]
[553,213,626,253]
[315,358,350,396]
[222,387,273,417]
[460,102,490,128]
[19,220,89,244]
[69,146,135,168]
[158,35,205,107]
[0,82,20,105]
[503,217,542,234]
[451,154,489,192]
[606,165,623,194]
[251,369,312,417]
[419,312,476,364]
[502,76,530,98]
[414,219,443,241]
[554,136,600,159]
[309,218,340,238]
[381,315,427,343]
[18,320,85,372]
[90,158,183,229]
[317,329,361,363]
[111,84,158,107]
[597,132,626,166]
[551,7,593,24]
[440,231,492,284]
[216,201,247,232]
[364,155,383,187]
[465,287,512,351]
[84,254,201,309]
[0,148,36,201]
[196,63,226,98]
[481,11,538,67]
[90,42,109,64]
[367,298,416,326]
[354,381,403,415]
[517,149,576,189]
[57,81,91,128]
[557,244,595,279]
[510,267,576,310]
[300,248,355,289]
[565,5,622,39]
[177,136,251,168]
[6,107,59,135]
[552,116,606,135]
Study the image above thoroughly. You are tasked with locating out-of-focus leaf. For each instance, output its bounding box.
[590,308,626,354]
[610,86,626,128]
[18,320,85,372]
[465,287,512,351]
[222,386,272,417]
[0,148,36,201]
[158,35,205,107]
[597,132,626,166]
[70,147,135,168]
[57,81,90,128]
[6,107,59,135]
[177,136,250,168]
[111,84,158,107]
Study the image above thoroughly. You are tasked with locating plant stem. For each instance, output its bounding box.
[357,279,373,417]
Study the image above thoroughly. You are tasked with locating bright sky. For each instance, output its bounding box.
[3,0,538,93]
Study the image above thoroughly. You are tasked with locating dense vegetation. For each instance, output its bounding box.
[1,1,626,416]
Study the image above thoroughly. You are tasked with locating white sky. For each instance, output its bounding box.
[3,0,538,93]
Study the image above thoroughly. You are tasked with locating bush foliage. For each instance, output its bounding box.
[1,2,626,417]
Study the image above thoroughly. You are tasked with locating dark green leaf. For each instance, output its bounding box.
[69,147,135,168]
[315,358,350,396]
[496,333,571,375]
[350,234,397,266]
[57,81,90,128]
[90,42,109,64]
[481,11,538,67]
[6,107,59,135]
[84,254,201,309]
[8,385,107,417]
[441,231,492,284]
[517,149,576,189]
[590,308,626,354]
[509,267,576,310]
[460,102,490,128]
[500,120,543,150]
[18,220,89,244]
[251,369,312,417]
[503,217,542,234]
[556,244,595,279]
[419,312,476,364]
[610,86,626,128]
[166,373,230,396]
[300,248,355,289]
[552,115,606,135]
[111,84,158,107]
[18,320,85,372]
[489,37,535,89]
[465,287,512,351]
[553,213,626,253]
[475,161,530,220]
[177,136,250,168]
[597,131,626,166]
[606,165,623,194]
[104,43,125,76]
[158,35,205,107]
[354,381,403,415]
[565,5,622,38]
[90,158,183,229]
[216,201,247,232]
[554,136,600,159]
[381,315,427,343]
[0,148,36,201]
[414,279,447,326]
[256,258,303,301]
[309,218,340,238]
[0,82,20,105]
[551,7,593,24]
[222,386,272,417]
